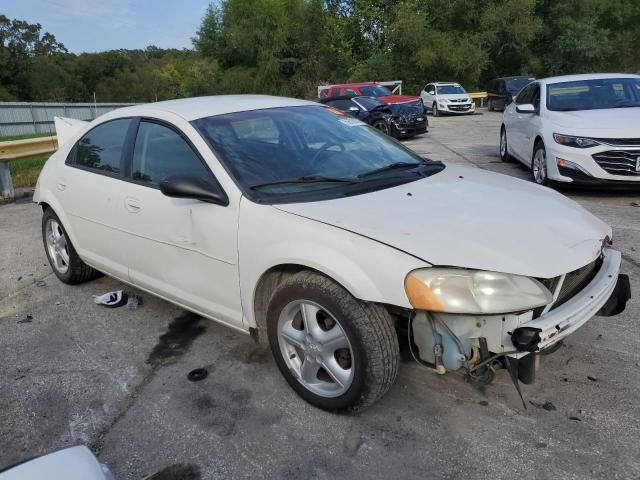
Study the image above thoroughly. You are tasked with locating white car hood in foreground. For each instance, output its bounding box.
[276,165,611,279]
[548,107,640,136]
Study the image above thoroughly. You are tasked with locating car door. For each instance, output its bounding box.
[498,80,508,110]
[421,84,435,109]
[117,118,243,327]
[507,83,536,162]
[56,118,134,279]
[519,83,542,165]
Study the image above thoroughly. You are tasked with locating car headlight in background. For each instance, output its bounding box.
[553,133,601,148]
[404,268,552,314]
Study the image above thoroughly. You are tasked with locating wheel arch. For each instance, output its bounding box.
[251,263,362,346]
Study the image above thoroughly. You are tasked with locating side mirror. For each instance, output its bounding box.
[348,106,361,113]
[428,90,435,95]
[160,174,229,206]
[516,103,536,113]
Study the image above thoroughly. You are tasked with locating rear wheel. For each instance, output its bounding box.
[488,99,494,111]
[42,208,100,284]
[531,142,549,185]
[500,126,511,162]
[267,271,399,412]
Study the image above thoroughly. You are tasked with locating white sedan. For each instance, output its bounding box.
[35,96,629,411]
[500,73,640,185]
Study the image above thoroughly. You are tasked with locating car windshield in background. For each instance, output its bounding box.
[359,85,392,97]
[354,96,385,111]
[506,77,534,93]
[192,106,443,202]
[547,78,640,111]
[437,85,466,94]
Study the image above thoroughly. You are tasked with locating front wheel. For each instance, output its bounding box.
[432,103,439,117]
[267,271,399,412]
[531,143,549,185]
[372,119,390,136]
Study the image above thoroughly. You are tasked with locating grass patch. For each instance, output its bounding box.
[0,132,54,142]
[8,155,48,188]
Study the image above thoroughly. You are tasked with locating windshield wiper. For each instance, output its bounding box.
[357,162,423,179]
[250,175,359,190]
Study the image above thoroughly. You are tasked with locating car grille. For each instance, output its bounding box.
[594,138,640,147]
[449,104,471,111]
[592,150,640,176]
[534,258,601,317]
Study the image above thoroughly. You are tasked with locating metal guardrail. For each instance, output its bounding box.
[469,91,488,107]
[0,136,58,204]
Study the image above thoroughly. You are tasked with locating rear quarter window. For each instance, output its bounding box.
[70,119,131,174]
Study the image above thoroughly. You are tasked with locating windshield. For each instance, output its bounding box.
[547,78,640,111]
[354,96,384,111]
[359,85,392,97]
[506,77,534,94]
[437,85,466,95]
[192,106,443,203]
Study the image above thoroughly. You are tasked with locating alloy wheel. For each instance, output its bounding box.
[532,148,547,184]
[277,300,354,398]
[45,219,70,274]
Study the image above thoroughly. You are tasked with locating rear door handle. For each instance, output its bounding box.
[124,197,141,213]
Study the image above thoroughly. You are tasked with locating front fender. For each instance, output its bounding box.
[239,200,429,328]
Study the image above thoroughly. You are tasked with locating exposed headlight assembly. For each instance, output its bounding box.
[404,269,552,314]
[553,133,600,148]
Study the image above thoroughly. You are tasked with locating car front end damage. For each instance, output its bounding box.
[407,248,630,386]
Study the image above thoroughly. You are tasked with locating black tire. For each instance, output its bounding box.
[372,119,390,136]
[531,142,549,186]
[499,126,511,162]
[432,102,439,117]
[267,271,399,412]
[42,208,100,284]
[488,99,494,112]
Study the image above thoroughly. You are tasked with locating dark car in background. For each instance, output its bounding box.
[487,76,535,111]
[320,95,427,139]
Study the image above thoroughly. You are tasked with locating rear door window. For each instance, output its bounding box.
[73,119,131,174]
[131,121,212,186]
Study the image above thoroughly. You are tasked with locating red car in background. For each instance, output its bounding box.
[320,82,421,105]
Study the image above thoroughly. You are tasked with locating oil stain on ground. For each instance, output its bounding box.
[145,463,201,480]
[147,312,207,367]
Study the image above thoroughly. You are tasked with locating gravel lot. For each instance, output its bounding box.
[1,110,638,480]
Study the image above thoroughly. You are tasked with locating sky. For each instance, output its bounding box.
[2,0,211,53]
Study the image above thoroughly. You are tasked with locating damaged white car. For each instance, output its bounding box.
[34,96,630,412]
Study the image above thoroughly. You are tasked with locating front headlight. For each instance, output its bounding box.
[404,268,552,314]
[553,133,601,148]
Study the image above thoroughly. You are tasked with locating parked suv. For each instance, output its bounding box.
[487,76,535,111]
[420,82,474,116]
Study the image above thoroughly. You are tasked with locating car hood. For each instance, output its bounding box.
[275,165,611,278]
[548,107,640,136]
[377,95,421,104]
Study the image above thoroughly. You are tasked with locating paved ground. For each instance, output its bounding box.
[1,111,639,480]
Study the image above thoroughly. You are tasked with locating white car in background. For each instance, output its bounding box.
[420,82,475,116]
[500,73,640,185]
[34,95,629,412]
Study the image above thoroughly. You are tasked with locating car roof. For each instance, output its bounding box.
[496,76,535,81]
[537,73,640,85]
[110,95,317,121]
